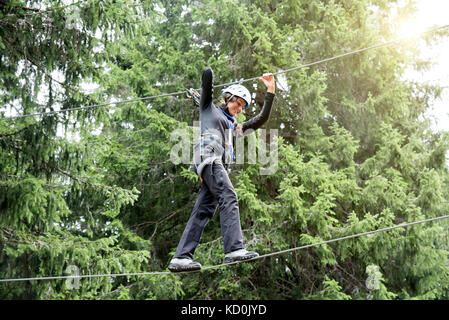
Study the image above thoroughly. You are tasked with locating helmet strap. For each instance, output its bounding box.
[225,94,235,106]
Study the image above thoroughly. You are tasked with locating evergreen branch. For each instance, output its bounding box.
[130,201,194,231]
[21,0,86,17]
[15,5,43,13]
[0,127,28,138]
[98,282,137,300]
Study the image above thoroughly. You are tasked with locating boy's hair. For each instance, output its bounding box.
[222,93,239,106]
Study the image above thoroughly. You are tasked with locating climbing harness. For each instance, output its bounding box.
[187,87,237,161]
[221,109,237,161]
[186,88,200,106]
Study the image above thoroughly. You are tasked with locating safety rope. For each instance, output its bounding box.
[0,91,188,121]
[1,213,449,283]
[2,23,449,121]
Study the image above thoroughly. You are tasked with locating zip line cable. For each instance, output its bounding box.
[1,213,449,283]
[2,23,449,122]
[0,91,188,121]
[213,23,449,86]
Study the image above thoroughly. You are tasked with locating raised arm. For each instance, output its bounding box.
[200,67,214,109]
[241,73,275,133]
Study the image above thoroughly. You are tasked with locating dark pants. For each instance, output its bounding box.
[173,162,244,259]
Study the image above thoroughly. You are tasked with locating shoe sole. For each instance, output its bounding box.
[168,264,201,273]
[224,254,259,264]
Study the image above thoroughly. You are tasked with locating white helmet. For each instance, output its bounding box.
[222,84,251,109]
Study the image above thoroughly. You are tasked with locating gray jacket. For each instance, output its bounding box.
[193,67,275,178]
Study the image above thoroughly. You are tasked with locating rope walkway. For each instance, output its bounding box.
[1,213,449,283]
[2,24,449,121]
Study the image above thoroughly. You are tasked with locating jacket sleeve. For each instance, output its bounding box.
[200,67,214,109]
[241,92,275,134]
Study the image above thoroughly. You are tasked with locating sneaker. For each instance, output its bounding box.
[224,249,259,264]
[168,258,202,273]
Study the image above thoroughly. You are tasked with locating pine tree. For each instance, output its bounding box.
[1,0,449,300]
[0,0,178,299]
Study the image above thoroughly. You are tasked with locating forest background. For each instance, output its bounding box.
[1,0,449,300]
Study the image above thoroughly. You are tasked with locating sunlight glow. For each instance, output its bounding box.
[396,18,430,41]
[395,0,449,40]
[397,0,449,134]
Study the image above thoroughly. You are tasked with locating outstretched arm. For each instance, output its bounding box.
[241,73,275,133]
[200,67,214,109]
[260,73,275,94]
